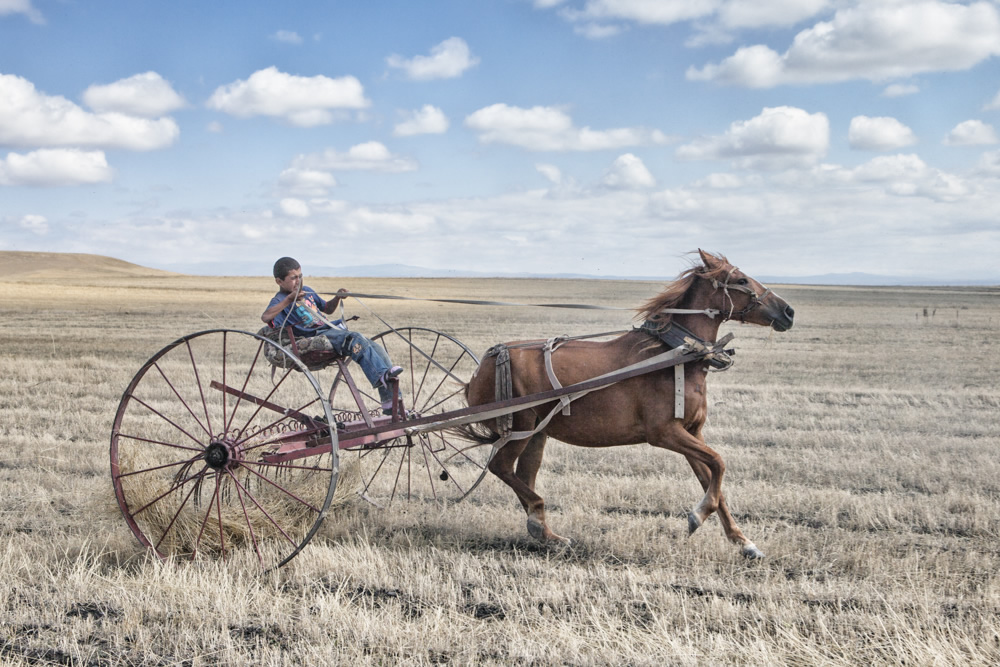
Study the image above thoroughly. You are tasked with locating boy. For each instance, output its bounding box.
[262,257,402,411]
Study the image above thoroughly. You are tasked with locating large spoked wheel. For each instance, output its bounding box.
[333,327,490,506]
[110,329,338,571]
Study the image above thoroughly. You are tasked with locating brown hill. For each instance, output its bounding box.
[0,251,178,279]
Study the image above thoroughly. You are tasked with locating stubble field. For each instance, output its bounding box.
[1,266,998,665]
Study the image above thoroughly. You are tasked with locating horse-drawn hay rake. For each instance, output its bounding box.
[110,252,795,570]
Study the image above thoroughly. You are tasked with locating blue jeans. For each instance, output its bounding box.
[314,327,395,401]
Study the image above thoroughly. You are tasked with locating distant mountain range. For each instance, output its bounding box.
[166,260,999,286]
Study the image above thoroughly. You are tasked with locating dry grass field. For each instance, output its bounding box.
[1,253,998,665]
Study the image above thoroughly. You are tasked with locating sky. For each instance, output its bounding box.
[2,0,1000,281]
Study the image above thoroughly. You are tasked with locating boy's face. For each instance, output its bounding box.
[276,267,303,294]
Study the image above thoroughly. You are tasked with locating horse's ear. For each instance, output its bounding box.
[698,249,720,270]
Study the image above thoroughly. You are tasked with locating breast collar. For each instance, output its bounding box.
[636,320,734,370]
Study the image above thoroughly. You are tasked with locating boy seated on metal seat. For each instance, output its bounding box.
[262,257,403,413]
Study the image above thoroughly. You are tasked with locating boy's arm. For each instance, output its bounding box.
[261,292,298,325]
[322,288,349,314]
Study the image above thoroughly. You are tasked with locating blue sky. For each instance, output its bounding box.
[2,0,1000,280]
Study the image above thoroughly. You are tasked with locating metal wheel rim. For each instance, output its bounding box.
[110,329,338,571]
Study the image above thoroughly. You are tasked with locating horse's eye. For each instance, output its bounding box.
[737,278,749,286]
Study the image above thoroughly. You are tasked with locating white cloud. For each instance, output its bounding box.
[715,0,830,30]
[986,89,1000,111]
[0,73,179,150]
[82,72,186,117]
[536,164,563,184]
[465,103,669,151]
[0,0,43,23]
[393,105,449,136]
[16,213,48,234]
[206,67,369,126]
[563,0,715,26]
[573,22,623,39]
[848,116,917,151]
[278,168,338,196]
[0,149,113,186]
[602,153,655,189]
[688,1,1000,88]
[271,30,303,44]
[279,198,310,218]
[847,153,969,201]
[206,121,224,133]
[386,37,479,81]
[676,106,829,169]
[977,150,1000,175]
[882,83,920,98]
[290,141,418,173]
[944,120,999,146]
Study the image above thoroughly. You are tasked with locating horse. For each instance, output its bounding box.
[458,250,794,559]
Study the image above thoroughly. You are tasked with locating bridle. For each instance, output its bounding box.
[708,266,772,323]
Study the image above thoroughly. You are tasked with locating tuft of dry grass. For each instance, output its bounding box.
[1,274,998,665]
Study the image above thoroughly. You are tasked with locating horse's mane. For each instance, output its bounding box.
[635,251,732,326]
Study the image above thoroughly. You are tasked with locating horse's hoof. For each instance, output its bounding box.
[741,544,765,560]
[687,512,702,536]
[527,517,571,546]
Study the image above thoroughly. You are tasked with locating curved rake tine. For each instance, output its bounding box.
[226,469,263,568]
[130,465,209,518]
[153,479,204,553]
[227,473,300,548]
[191,472,221,560]
[240,459,330,473]
[240,465,322,514]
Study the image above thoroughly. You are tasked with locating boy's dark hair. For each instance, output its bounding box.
[273,257,300,280]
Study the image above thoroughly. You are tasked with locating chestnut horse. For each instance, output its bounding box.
[460,250,794,559]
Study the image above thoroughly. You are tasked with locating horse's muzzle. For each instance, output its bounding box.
[770,305,795,331]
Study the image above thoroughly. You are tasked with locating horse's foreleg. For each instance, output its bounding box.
[686,457,764,559]
[649,424,726,539]
[488,428,568,545]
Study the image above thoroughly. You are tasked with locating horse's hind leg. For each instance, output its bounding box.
[686,457,764,559]
[488,429,568,544]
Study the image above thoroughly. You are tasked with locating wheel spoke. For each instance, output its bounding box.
[115,454,203,479]
[185,340,214,437]
[128,396,208,449]
[130,465,208,518]
[224,339,265,433]
[153,362,211,439]
[114,432,204,454]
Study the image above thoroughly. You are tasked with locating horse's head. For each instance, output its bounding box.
[698,250,794,332]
